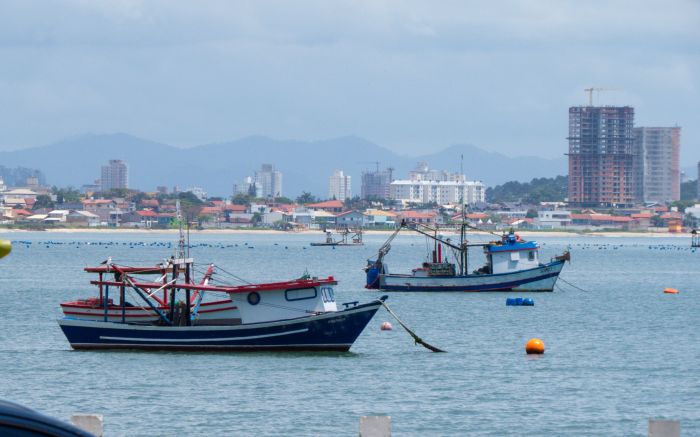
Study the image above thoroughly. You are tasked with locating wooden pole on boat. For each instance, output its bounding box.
[380,301,445,353]
[103,285,109,322]
[99,273,103,304]
[120,283,126,324]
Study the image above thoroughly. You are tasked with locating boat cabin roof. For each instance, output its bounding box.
[486,234,538,253]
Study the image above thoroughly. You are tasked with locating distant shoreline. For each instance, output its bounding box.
[0,227,691,238]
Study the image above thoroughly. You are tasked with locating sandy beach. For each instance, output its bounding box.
[0,227,691,238]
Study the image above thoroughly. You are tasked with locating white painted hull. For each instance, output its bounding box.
[378,260,565,292]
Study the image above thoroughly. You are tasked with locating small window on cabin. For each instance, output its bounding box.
[528,251,535,261]
[285,287,318,301]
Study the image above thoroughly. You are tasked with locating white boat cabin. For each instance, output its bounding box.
[229,278,338,324]
[483,234,540,274]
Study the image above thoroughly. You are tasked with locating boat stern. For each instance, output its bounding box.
[365,260,383,289]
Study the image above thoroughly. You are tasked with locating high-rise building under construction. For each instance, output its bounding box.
[567,106,637,206]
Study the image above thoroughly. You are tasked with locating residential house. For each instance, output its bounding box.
[400,210,438,225]
[363,209,398,228]
[67,210,100,227]
[335,210,364,228]
[306,200,344,214]
[122,210,158,228]
[536,211,572,229]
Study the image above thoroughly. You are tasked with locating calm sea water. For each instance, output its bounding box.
[0,231,698,436]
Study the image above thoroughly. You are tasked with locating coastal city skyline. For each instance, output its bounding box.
[2,3,699,435]
[1,99,694,203]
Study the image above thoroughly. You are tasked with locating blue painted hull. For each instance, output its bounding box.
[58,300,383,352]
[376,260,566,292]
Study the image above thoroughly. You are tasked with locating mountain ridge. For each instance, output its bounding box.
[0,133,567,197]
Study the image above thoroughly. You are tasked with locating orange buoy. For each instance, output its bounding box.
[664,288,680,294]
[525,338,545,354]
[380,321,393,331]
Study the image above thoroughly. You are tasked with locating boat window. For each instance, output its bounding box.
[321,286,335,303]
[247,292,261,305]
[285,287,317,301]
[528,251,535,261]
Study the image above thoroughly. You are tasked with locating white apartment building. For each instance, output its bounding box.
[100,160,129,191]
[328,170,351,201]
[255,164,283,198]
[390,180,485,205]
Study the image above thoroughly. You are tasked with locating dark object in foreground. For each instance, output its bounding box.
[0,400,95,437]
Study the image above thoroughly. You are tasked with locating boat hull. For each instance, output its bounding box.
[58,300,383,352]
[377,260,565,292]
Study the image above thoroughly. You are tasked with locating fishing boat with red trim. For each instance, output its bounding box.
[58,202,385,352]
[365,220,570,292]
[58,257,385,351]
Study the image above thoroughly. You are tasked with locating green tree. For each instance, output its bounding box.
[52,187,82,204]
[296,192,317,204]
[486,176,568,204]
[33,194,55,210]
[231,193,253,205]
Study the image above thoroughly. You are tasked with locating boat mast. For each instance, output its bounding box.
[460,154,467,276]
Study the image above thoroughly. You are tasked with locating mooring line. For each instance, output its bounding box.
[379,301,446,353]
[558,276,592,293]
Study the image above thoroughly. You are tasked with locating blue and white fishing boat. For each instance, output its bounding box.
[58,259,386,351]
[366,221,570,292]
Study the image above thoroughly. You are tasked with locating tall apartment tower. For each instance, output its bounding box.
[328,170,351,201]
[567,106,636,206]
[361,168,393,200]
[255,164,283,199]
[634,127,681,203]
[100,159,129,191]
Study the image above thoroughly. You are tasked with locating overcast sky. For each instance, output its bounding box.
[1,0,698,165]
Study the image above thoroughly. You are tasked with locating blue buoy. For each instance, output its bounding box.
[506,297,534,306]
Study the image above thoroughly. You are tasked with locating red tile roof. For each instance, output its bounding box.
[401,211,437,219]
[306,200,344,209]
[135,210,158,217]
[224,204,247,212]
[199,206,223,215]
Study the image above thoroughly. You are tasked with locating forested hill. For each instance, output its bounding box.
[486,176,568,204]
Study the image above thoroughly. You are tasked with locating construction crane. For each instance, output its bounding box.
[584,87,621,106]
[357,161,382,172]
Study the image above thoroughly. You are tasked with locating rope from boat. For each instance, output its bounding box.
[379,301,445,353]
[557,276,592,293]
[212,265,252,285]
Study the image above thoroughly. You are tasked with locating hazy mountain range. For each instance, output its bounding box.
[0,133,568,197]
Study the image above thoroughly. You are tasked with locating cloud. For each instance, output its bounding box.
[0,0,698,165]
